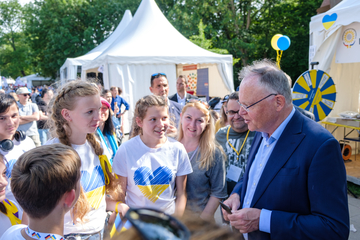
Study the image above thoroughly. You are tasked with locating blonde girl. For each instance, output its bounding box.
[46,81,120,239]
[178,102,227,221]
[112,95,192,217]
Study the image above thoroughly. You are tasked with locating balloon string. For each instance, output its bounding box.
[276,50,283,69]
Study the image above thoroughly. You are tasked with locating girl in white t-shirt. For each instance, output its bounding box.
[113,95,192,217]
[0,153,26,237]
[0,94,35,203]
[46,81,120,239]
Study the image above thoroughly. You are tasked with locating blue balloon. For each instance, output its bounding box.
[277,36,291,51]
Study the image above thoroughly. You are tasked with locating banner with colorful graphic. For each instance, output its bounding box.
[336,22,360,64]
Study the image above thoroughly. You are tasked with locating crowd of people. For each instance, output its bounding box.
[0,59,350,240]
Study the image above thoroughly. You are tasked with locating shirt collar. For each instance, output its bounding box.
[177,92,186,100]
[261,106,295,143]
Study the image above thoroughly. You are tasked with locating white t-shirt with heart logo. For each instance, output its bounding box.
[113,135,192,214]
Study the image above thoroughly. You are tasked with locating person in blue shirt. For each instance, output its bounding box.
[110,86,130,129]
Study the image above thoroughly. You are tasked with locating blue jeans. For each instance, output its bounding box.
[38,129,50,145]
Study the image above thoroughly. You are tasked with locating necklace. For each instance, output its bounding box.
[25,226,64,240]
[226,127,250,160]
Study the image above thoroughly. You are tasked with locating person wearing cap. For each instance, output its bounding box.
[169,75,198,105]
[96,97,119,161]
[215,92,255,195]
[16,87,40,147]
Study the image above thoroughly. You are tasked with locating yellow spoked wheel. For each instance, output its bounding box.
[292,69,336,122]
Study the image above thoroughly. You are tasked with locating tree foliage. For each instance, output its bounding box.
[23,0,140,78]
[0,0,33,77]
[1,0,322,86]
[165,0,323,87]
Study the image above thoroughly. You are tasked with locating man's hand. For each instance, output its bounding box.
[229,208,261,234]
[222,193,240,221]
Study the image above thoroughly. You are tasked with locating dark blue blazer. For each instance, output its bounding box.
[232,110,349,240]
[169,92,198,103]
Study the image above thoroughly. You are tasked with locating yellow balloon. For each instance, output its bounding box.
[271,34,282,50]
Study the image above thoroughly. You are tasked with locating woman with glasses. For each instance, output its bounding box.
[178,101,227,221]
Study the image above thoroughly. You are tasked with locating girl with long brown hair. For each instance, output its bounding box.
[46,81,120,239]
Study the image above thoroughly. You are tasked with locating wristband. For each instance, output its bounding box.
[115,201,123,213]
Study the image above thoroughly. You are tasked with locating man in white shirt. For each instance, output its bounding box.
[169,75,198,105]
[16,87,40,147]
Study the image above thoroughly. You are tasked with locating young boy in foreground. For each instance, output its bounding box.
[0,144,81,240]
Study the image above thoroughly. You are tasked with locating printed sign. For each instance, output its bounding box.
[336,22,360,64]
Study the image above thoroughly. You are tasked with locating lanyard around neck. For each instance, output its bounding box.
[226,127,250,160]
[25,227,64,240]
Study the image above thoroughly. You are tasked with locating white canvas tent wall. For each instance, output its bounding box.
[81,0,233,133]
[20,74,51,88]
[59,10,132,83]
[310,0,360,118]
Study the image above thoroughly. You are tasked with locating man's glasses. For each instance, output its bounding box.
[122,208,190,240]
[151,73,167,80]
[22,94,30,97]
[238,93,277,112]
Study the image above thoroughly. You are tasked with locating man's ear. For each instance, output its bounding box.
[136,117,143,128]
[275,95,286,111]
[63,189,76,210]
[149,86,154,94]
[61,109,72,122]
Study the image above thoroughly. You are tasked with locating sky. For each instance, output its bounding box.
[0,0,34,6]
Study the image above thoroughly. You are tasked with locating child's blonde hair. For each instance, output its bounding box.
[130,95,168,139]
[11,144,81,219]
[49,81,119,221]
[178,102,225,170]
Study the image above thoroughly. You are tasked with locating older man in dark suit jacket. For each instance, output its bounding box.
[168,75,198,105]
[222,60,349,240]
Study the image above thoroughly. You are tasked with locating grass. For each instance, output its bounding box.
[348,182,360,197]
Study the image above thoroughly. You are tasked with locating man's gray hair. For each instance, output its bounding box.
[238,59,292,104]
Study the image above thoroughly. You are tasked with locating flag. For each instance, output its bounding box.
[110,213,132,237]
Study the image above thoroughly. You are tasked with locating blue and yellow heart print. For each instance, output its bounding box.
[134,166,173,203]
[81,165,105,209]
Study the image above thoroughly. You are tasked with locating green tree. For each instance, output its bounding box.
[164,0,322,88]
[190,19,240,65]
[24,0,140,78]
[0,0,33,77]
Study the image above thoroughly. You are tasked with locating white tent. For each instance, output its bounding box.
[81,0,234,119]
[309,0,360,117]
[20,74,51,88]
[59,10,133,82]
